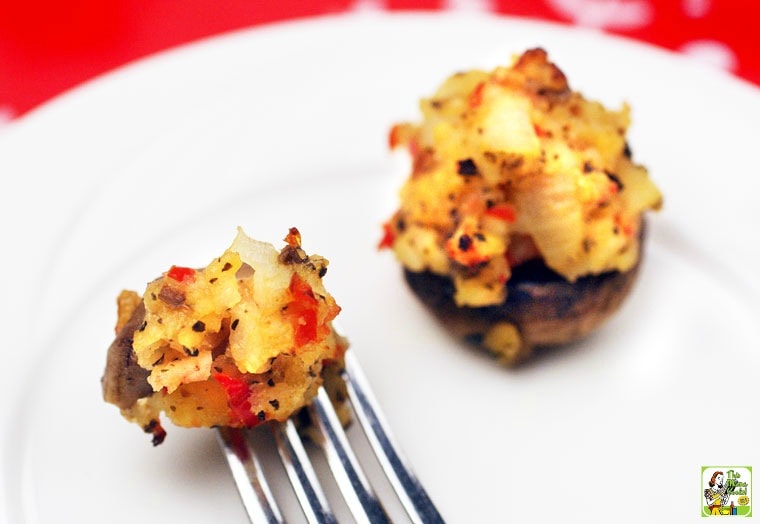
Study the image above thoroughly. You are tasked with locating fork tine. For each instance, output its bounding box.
[273,418,338,524]
[344,352,445,524]
[309,387,391,524]
[215,427,284,524]
[217,349,443,524]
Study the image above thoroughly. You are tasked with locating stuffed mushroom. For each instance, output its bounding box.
[102,228,346,444]
[380,48,662,365]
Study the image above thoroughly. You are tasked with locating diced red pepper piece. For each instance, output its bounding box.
[166,265,195,283]
[213,372,259,427]
[468,81,486,109]
[377,221,395,250]
[284,273,340,349]
[286,274,320,348]
[388,124,403,149]
[284,227,302,247]
[533,124,551,138]
[485,203,517,223]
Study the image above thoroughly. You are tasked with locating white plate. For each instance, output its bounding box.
[2,11,759,524]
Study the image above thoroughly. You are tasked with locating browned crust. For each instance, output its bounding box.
[403,241,643,365]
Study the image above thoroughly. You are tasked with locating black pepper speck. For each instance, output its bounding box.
[457,158,479,176]
[458,234,473,251]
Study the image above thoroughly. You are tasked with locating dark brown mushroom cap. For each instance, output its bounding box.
[101,302,152,409]
[403,229,645,365]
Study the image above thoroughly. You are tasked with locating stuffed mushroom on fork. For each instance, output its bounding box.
[102,227,346,445]
[380,48,663,365]
[101,228,444,524]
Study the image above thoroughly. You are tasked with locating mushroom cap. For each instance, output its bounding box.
[403,227,645,365]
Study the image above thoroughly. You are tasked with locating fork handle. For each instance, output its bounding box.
[345,352,446,524]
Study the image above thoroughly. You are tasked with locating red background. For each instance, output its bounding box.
[1,0,757,121]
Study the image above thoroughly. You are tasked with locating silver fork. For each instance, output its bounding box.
[215,351,445,524]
